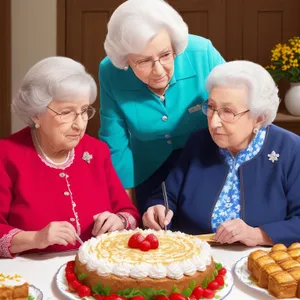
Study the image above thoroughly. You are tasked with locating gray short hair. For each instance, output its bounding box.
[12,56,97,127]
[206,60,280,126]
[104,0,188,69]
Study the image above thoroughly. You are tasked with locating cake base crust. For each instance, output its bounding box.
[75,255,215,295]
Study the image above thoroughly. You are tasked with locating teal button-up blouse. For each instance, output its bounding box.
[99,35,225,188]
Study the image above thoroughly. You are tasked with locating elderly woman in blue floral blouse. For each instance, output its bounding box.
[143,60,300,247]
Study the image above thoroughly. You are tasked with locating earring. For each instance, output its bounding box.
[35,123,40,129]
[253,127,258,134]
[123,66,128,71]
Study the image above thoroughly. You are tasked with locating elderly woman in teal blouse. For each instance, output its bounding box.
[99,0,225,213]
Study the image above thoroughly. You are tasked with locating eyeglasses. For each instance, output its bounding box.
[201,101,250,123]
[132,51,176,70]
[47,106,96,123]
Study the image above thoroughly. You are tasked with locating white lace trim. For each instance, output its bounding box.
[64,174,81,235]
[117,212,137,230]
[0,228,23,258]
[37,148,75,170]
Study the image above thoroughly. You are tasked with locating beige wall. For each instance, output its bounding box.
[11,0,57,133]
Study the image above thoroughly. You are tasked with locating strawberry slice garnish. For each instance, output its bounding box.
[145,234,159,249]
[70,279,82,291]
[77,285,92,298]
[128,233,144,248]
[139,240,152,252]
[66,272,77,282]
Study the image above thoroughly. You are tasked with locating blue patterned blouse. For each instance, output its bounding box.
[211,128,267,232]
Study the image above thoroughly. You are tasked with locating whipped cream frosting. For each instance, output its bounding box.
[78,229,212,280]
[0,273,27,287]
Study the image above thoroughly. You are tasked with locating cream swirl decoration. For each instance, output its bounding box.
[78,229,212,280]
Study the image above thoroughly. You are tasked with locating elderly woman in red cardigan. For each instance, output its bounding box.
[0,57,140,258]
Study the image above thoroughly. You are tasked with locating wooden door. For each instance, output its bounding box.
[170,0,226,56]
[243,0,300,65]
[0,0,11,139]
[58,0,124,138]
[240,0,300,132]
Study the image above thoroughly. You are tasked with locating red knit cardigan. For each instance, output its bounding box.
[0,127,140,258]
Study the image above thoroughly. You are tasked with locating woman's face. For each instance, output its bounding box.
[207,86,262,155]
[33,98,90,152]
[128,29,175,93]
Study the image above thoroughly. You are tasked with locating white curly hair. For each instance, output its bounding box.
[104,0,189,69]
[206,60,280,126]
[12,56,97,127]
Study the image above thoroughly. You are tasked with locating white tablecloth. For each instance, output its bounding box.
[0,245,273,300]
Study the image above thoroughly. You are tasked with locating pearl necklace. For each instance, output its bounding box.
[32,129,71,166]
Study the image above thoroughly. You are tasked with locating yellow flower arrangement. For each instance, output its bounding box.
[266,37,300,82]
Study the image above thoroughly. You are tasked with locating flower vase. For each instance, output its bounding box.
[284,82,300,116]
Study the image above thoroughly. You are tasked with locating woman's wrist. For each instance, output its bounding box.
[254,227,274,246]
[117,213,127,229]
[10,231,39,254]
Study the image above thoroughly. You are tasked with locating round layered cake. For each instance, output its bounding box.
[75,229,215,295]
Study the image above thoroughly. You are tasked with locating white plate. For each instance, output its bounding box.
[29,284,43,300]
[234,256,298,300]
[56,263,234,300]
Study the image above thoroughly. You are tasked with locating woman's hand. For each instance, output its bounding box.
[142,205,173,230]
[92,211,125,236]
[34,221,76,249]
[215,218,273,246]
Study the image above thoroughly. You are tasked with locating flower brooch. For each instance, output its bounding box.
[268,150,280,163]
[82,151,93,164]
